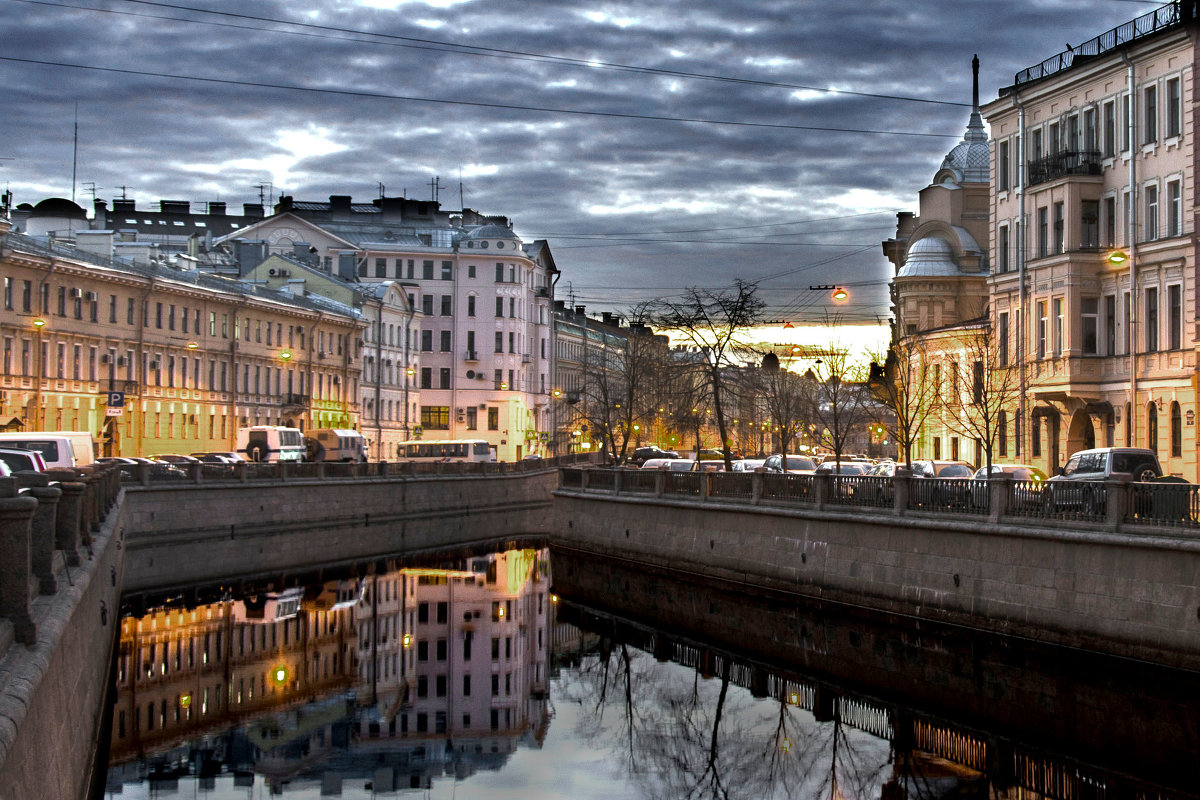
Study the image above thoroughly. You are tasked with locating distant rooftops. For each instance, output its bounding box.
[1006,1,1195,92]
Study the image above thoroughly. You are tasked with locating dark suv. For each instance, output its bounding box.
[630,446,680,465]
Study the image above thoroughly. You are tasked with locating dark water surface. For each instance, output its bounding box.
[103,546,1200,799]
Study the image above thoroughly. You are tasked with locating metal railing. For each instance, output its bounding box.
[1027,150,1102,187]
[1012,2,1193,87]
[560,468,1200,531]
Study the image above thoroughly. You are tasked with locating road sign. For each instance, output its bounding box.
[105,391,125,408]
[105,407,123,417]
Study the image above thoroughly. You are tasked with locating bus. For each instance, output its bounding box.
[396,439,496,463]
[235,426,306,462]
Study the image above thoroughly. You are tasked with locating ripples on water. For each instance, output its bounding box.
[104,546,1200,799]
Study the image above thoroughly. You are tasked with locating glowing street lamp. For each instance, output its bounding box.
[1107,249,1129,265]
[279,349,292,361]
[32,318,46,329]
[831,287,849,302]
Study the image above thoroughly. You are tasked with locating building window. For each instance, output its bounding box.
[1036,301,1047,359]
[998,225,1009,273]
[495,331,503,353]
[1144,84,1158,143]
[1037,207,1048,257]
[1145,287,1159,352]
[999,410,1008,458]
[422,260,434,280]
[1104,295,1116,356]
[495,297,503,317]
[440,330,451,352]
[1081,297,1098,355]
[1084,107,1097,151]
[1081,200,1098,249]
[420,367,431,389]
[468,295,476,317]
[439,368,450,389]
[488,407,499,430]
[441,295,451,316]
[1053,298,1063,356]
[998,312,1009,366]
[1122,94,1131,152]
[1171,401,1183,458]
[1144,184,1159,241]
[1102,100,1116,157]
[997,141,1009,192]
[421,330,433,352]
[1167,180,1182,237]
[441,261,453,280]
[1167,77,1182,138]
[1032,416,1042,458]
[420,406,450,429]
[1103,196,1116,247]
[375,258,386,278]
[1053,202,1064,254]
[1148,403,1159,454]
[466,407,477,430]
[1168,284,1182,350]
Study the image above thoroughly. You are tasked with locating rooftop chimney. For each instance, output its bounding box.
[208,201,226,216]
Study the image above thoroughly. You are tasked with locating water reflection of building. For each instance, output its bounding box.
[111,582,360,759]
[108,547,551,794]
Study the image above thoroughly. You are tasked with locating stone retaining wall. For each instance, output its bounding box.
[553,486,1200,670]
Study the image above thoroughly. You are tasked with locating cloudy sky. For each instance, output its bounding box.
[0,0,1159,324]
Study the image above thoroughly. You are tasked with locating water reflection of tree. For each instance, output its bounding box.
[560,642,891,799]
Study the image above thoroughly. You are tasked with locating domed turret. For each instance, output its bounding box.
[934,55,989,186]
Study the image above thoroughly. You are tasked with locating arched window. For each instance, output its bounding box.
[1147,402,1159,454]
[1170,401,1182,458]
[1125,402,1132,447]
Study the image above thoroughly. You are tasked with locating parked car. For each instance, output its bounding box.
[971,464,1047,508]
[0,447,47,473]
[97,456,187,478]
[1043,447,1162,513]
[814,462,869,475]
[630,446,680,465]
[762,454,818,473]
[911,460,975,478]
[150,453,201,465]
[730,459,766,472]
[191,452,244,463]
[640,457,690,470]
[868,461,898,477]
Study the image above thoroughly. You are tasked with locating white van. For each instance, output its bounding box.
[0,433,80,469]
[235,426,306,462]
[306,428,367,462]
[41,431,95,466]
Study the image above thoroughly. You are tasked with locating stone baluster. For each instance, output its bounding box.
[14,472,63,595]
[0,477,40,644]
[988,473,1014,524]
[1106,474,1132,529]
[43,469,84,566]
[813,471,832,510]
[893,469,912,516]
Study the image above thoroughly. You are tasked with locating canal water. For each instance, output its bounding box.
[105,545,1200,799]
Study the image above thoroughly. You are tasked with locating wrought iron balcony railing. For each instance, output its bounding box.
[1027,150,1102,186]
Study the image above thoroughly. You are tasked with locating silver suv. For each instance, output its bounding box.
[1044,447,1162,514]
[1050,447,1161,483]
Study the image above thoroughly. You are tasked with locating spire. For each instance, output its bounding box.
[972,53,980,111]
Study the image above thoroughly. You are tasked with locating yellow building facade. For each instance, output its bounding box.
[0,218,364,457]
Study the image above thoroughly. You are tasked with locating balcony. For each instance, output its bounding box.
[1027,150,1101,187]
[281,393,310,409]
[464,350,479,362]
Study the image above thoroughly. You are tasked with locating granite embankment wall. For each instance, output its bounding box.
[120,469,559,596]
[0,466,125,800]
[553,482,1200,671]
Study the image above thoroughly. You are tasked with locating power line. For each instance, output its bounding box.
[0,55,960,140]
[523,210,896,238]
[9,0,971,110]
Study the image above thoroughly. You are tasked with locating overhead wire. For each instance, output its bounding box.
[5,0,972,110]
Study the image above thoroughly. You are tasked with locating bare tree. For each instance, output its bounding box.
[809,343,872,470]
[942,319,1021,474]
[868,335,941,469]
[650,281,766,469]
[755,356,821,456]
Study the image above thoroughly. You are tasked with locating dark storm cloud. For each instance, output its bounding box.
[0,0,1150,319]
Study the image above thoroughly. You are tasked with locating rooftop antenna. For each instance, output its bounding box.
[71,102,79,204]
[377,181,385,199]
[458,168,464,210]
[254,182,273,206]
[83,182,102,201]
[429,175,442,203]
[116,185,130,200]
